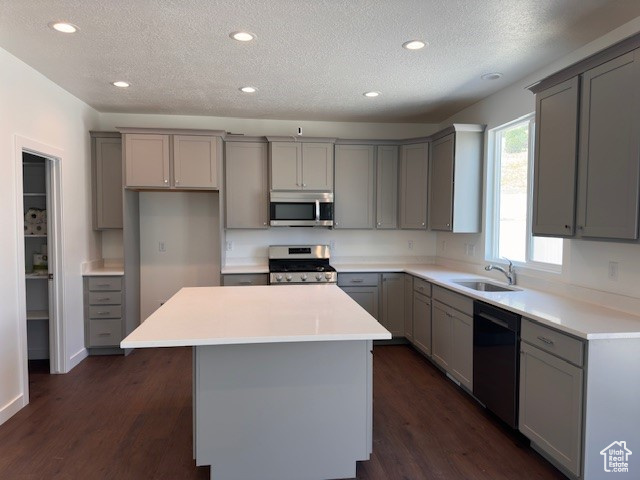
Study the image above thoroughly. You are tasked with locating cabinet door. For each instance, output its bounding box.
[519,342,583,476]
[412,292,431,356]
[381,273,404,336]
[404,275,414,341]
[270,142,301,190]
[334,145,375,229]
[94,136,123,229]
[532,78,580,237]
[451,311,473,391]
[173,135,218,189]
[225,142,269,229]
[429,134,454,231]
[399,143,428,229]
[577,50,640,239]
[376,146,398,229]
[431,301,451,369]
[341,286,379,320]
[124,134,170,187]
[302,143,334,190]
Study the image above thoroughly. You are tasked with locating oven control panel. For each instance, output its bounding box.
[270,271,336,285]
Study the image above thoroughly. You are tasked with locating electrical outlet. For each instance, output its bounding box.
[158,241,166,253]
[226,241,234,252]
[608,261,619,281]
[408,240,414,250]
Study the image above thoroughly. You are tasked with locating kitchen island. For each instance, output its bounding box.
[121,284,391,480]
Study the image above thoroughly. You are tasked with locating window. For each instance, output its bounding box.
[488,114,563,269]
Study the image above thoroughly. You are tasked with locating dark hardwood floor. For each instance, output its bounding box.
[0,346,565,480]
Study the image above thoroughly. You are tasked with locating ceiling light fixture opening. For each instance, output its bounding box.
[112,81,130,88]
[402,40,427,50]
[230,31,255,42]
[364,91,380,98]
[240,86,257,93]
[49,22,78,34]
[481,72,503,81]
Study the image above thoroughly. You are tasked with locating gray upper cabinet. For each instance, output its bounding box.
[91,132,123,230]
[124,133,170,188]
[334,145,375,229]
[123,130,221,190]
[577,50,640,240]
[225,141,269,229]
[376,146,399,229]
[270,141,334,191]
[399,143,428,229]
[428,126,483,233]
[173,135,219,189]
[532,77,580,237]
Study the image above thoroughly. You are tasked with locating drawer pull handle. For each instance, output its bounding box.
[95,284,110,287]
[98,333,110,337]
[537,336,554,345]
[96,311,110,315]
[351,279,364,283]
[239,281,253,285]
[97,297,111,301]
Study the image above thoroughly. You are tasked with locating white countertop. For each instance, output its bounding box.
[82,265,124,276]
[121,285,391,348]
[340,264,640,340]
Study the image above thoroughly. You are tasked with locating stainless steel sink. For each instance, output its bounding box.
[453,280,519,292]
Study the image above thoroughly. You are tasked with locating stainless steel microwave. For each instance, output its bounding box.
[269,192,334,227]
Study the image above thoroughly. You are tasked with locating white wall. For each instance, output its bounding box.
[0,48,100,424]
[437,16,640,307]
[139,192,220,320]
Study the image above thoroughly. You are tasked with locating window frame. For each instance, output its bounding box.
[486,113,562,273]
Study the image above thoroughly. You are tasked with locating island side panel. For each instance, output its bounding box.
[583,338,640,479]
[194,340,371,480]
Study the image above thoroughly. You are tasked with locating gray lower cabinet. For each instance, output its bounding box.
[403,275,414,341]
[431,286,473,391]
[412,290,432,356]
[428,126,483,233]
[376,146,399,229]
[381,273,404,336]
[334,145,375,229]
[338,273,380,320]
[519,318,584,476]
[84,275,125,353]
[399,143,428,229]
[577,49,640,240]
[91,132,123,230]
[221,274,269,286]
[532,78,580,237]
[225,141,269,229]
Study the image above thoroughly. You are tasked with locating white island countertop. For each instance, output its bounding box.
[121,284,391,348]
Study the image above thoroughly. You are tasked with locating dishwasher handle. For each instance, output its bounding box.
[476,312,511,330]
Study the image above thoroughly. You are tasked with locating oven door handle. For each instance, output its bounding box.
[315,200,320,223]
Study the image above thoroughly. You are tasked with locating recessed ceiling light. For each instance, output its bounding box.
[230,31,255,42]
[240,86,257,93]
[112,81,130,88]
[402,40,427,50]
[481,72,503,81]
[363,91,380,98]
[49,22,78,34]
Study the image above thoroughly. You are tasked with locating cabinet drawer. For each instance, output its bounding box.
[88,291,122,305]
[337,273,380,287]
[413,277,431,297]
[222,274,269,286]
[89,305,122,319]
[88,319,122,347]
[433,285,473,316]
[521,318,584,367]
[88,276,122,291]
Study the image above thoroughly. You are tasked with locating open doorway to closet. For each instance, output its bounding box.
[16,137,65,391]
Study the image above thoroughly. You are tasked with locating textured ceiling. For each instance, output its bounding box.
[2,1,640,122]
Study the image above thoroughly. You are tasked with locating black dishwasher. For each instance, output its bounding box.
[473,301,521,428]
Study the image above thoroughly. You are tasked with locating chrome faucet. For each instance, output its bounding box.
[485,258,516,285]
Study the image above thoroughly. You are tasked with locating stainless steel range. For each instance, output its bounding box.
[268,245,337,284]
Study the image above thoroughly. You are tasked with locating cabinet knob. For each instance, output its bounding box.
[302,183,306,187]
[421,222,425,226]
[577,225,583,231]
[565,224,571,229]
[446,223,450,227]
[175,180,180,185]
[263,222,267,226]
[377,222,382,226]
[164,179,168,184]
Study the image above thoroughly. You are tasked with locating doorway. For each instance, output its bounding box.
[15,136,65,398]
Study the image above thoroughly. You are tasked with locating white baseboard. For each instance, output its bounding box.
[68,347,88,371]
[0,394,26,426]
